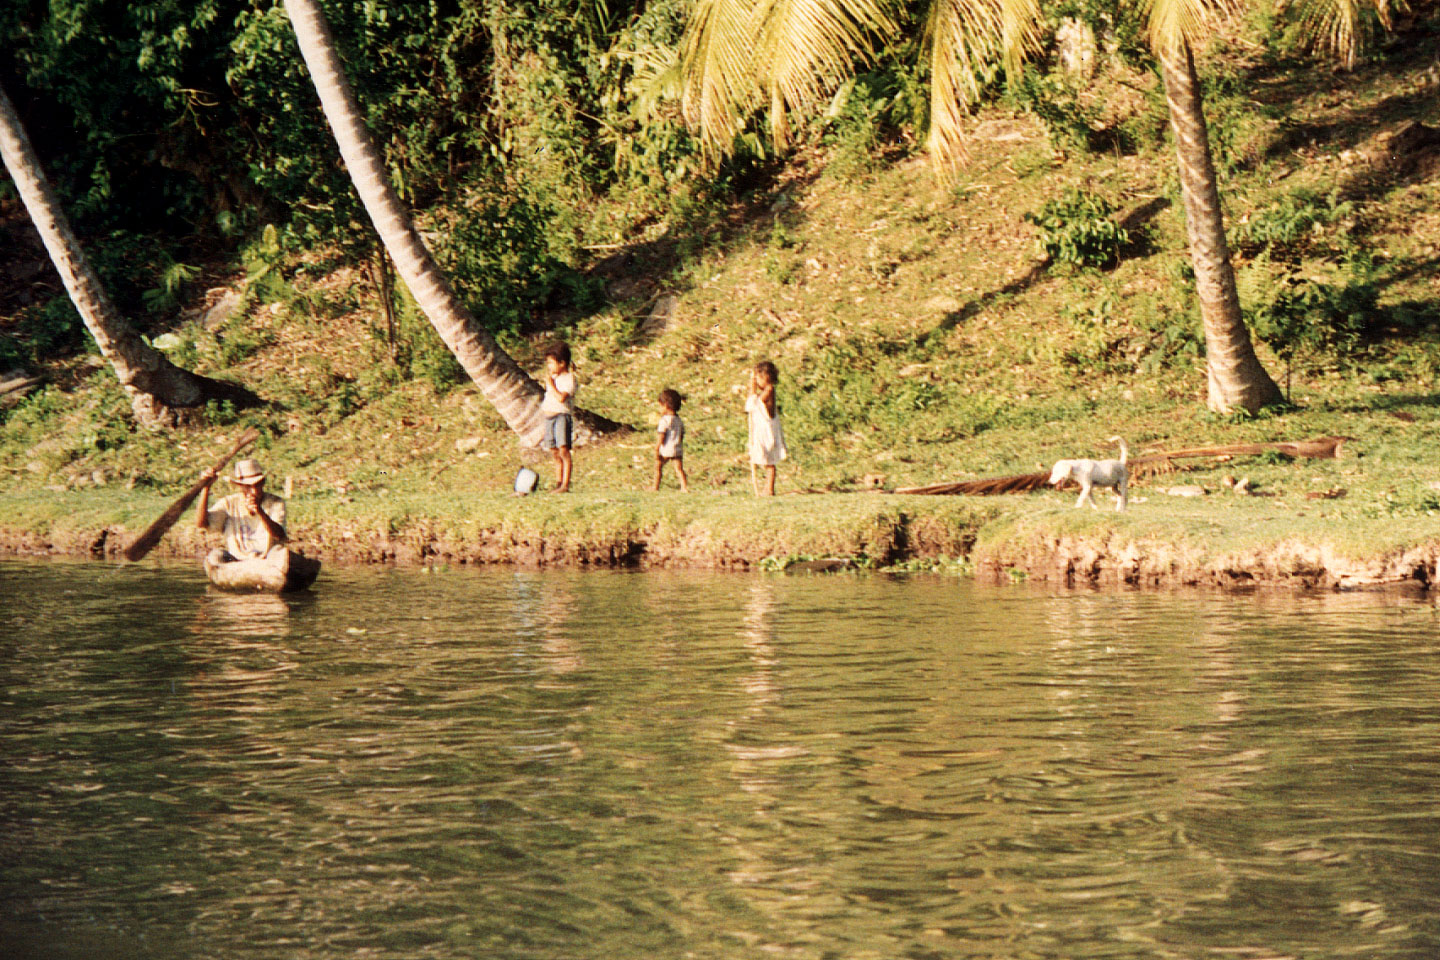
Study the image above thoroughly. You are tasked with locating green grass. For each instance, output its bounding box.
[3,31,1440,579]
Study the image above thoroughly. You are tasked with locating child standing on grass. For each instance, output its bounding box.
[541,341,577,493]
[745,360,786,496]
[653,389,689,491]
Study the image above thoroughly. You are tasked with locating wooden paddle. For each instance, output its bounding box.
[122,428,260,562]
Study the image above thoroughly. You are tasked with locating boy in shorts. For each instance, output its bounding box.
[541,342,577,492]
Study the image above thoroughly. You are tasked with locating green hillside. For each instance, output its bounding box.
[3,4,1439,582]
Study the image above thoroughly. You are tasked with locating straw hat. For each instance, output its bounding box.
[229,458,266,485]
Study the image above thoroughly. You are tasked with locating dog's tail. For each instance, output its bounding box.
[1107,435,1128,465]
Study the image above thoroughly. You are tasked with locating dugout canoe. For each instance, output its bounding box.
[203,548,321,593]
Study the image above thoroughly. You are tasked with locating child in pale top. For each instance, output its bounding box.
[744,360,786,496]
[540,341,577,493]
[653,388,689,492]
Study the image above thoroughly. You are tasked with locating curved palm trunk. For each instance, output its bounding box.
[0,82,258,428]
[1159,42,1283,414]
[284,0,624,447]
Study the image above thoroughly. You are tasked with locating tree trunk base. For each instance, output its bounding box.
[129,362,264,429]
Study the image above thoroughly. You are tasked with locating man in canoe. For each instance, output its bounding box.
[195,457,287,562]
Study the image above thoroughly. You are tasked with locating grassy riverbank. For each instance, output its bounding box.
[2,474,1438,589]
[4,26,1440,587]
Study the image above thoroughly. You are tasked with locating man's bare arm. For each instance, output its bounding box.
[195,468,218,529]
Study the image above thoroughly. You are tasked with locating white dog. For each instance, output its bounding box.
[1049,437,1129,511]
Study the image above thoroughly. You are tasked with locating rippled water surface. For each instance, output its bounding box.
[3,559,1440,959]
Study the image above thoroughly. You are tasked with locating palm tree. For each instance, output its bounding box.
[668,0,1289,412]
[0,81,259,428]
[281,0,624,447]
[1147,3,1283,412]
[1151,0,1400,409]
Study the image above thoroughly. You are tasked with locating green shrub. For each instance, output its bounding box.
[440,193,602,336]
[211,323,275,368]
[1058,296,1129,372]
[1246,267,1379,362]
[887,378,943,413]
[4,296,85,366]
[390,286,467,393]
[1025,188,1132,268]
[1006,72,1100,154]
[140,255,199,316]
[1115,81,1170,152]
[243,224,292,307]
[1200,66,1274,178]
[1233,188,1354,258]
[204,399,240,425]
[764,255,799,285]
[1132,294,1204,373]
[821,58,925,178]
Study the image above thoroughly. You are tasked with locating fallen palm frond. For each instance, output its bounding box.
[1139,435,1351,461]
[891,436,1352,496]
[893,472,1052,496]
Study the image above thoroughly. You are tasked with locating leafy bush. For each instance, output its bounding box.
[440,192,603,336]
[140,255,199,316]
[885,377,943,414]
[6,384,66,432]
[1006,72,1101,154]
[1233,188,1354,258]
[1246,267,1379,362]
[1045,0,1152,66]
[390,286,467,393]
[209,322,275,369]
[324,378,364,422]
[1115,82,1170,152]
[1058,296,1129,372]
[821,56,927,178]
[1200,66,1274,178]
[204,399,240,426]
[1131,290,1205,372]
[228,1,493,256]
[1025,188,1132,268]
[764,255,799,285]
[4,296,85,366]
[242,225,292,307]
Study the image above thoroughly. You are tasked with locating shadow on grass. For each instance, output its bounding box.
[917,263,1049,352]
[1118,195,1171,234]
[1255,31,1440,200]
[576,159,827,344]
[1345,391,1440,414]
[915,193,1172,353]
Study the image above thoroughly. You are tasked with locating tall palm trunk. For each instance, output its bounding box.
[1158,41,1283,413]
[0,82,258,428]
[284,0,622,447]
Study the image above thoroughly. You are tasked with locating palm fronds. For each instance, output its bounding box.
[1142,0,1242,57]
[676,0,903,161]
[679,0,765,161]
[754,0,897,148]
[925,0,1043,173]
[625,44,686,124]
[1282,0,1403,69]
[675,0,1046,171]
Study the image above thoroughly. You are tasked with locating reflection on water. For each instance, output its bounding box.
[3,559,1440,959]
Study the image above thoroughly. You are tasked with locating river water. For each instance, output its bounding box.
[2,559,1439,959]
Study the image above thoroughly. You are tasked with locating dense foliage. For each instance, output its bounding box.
[2,0,1432,375]
[1025,187,1132,269]
[1,0,695,355]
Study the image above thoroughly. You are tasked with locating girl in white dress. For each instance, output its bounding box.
[744,360,786,496]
